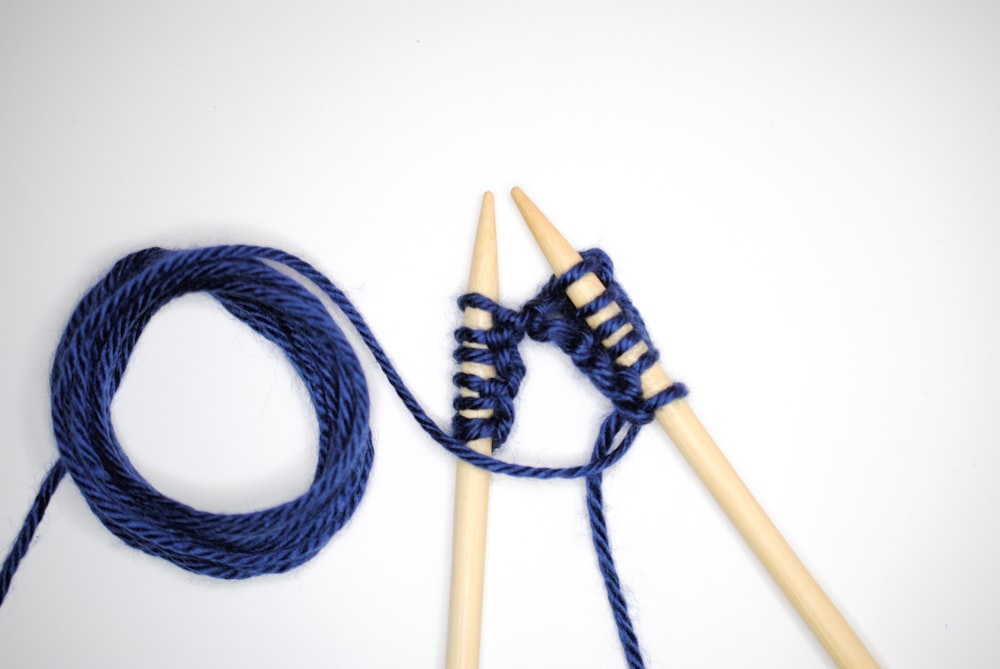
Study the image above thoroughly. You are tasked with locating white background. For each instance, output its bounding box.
[1,1,998,667]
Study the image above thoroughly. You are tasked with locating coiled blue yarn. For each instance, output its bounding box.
[0,244,686,668]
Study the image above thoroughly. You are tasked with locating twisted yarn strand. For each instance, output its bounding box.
[0,461,65,607]
[0,245,686,668]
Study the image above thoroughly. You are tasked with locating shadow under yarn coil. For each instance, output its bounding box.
[1,244,686,669]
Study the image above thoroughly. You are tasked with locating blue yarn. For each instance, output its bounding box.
[0,461,65,602]
[0,245,686,668]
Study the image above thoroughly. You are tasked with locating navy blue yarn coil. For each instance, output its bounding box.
[1,244,687,669]
[49,246,375,579]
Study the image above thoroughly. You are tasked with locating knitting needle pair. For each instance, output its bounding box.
[445,188,879,668]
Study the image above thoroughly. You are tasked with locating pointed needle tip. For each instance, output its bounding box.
[508,187,582,276]
[468,192,498,299]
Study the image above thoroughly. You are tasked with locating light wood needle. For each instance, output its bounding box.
[510,186,879,669]
[446,192,498,669]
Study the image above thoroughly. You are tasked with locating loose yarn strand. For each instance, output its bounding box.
[0,245,686,668]
[0,461,66,608]
[588,416,647,669]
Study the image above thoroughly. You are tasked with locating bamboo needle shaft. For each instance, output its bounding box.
[446,192,498,669]
[510,186,878,669]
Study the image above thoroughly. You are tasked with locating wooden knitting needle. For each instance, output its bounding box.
[446,192,498,669]
[511,186,879,669]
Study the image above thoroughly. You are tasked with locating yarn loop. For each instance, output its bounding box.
[1,245,686,669]
[50,245,375,579]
